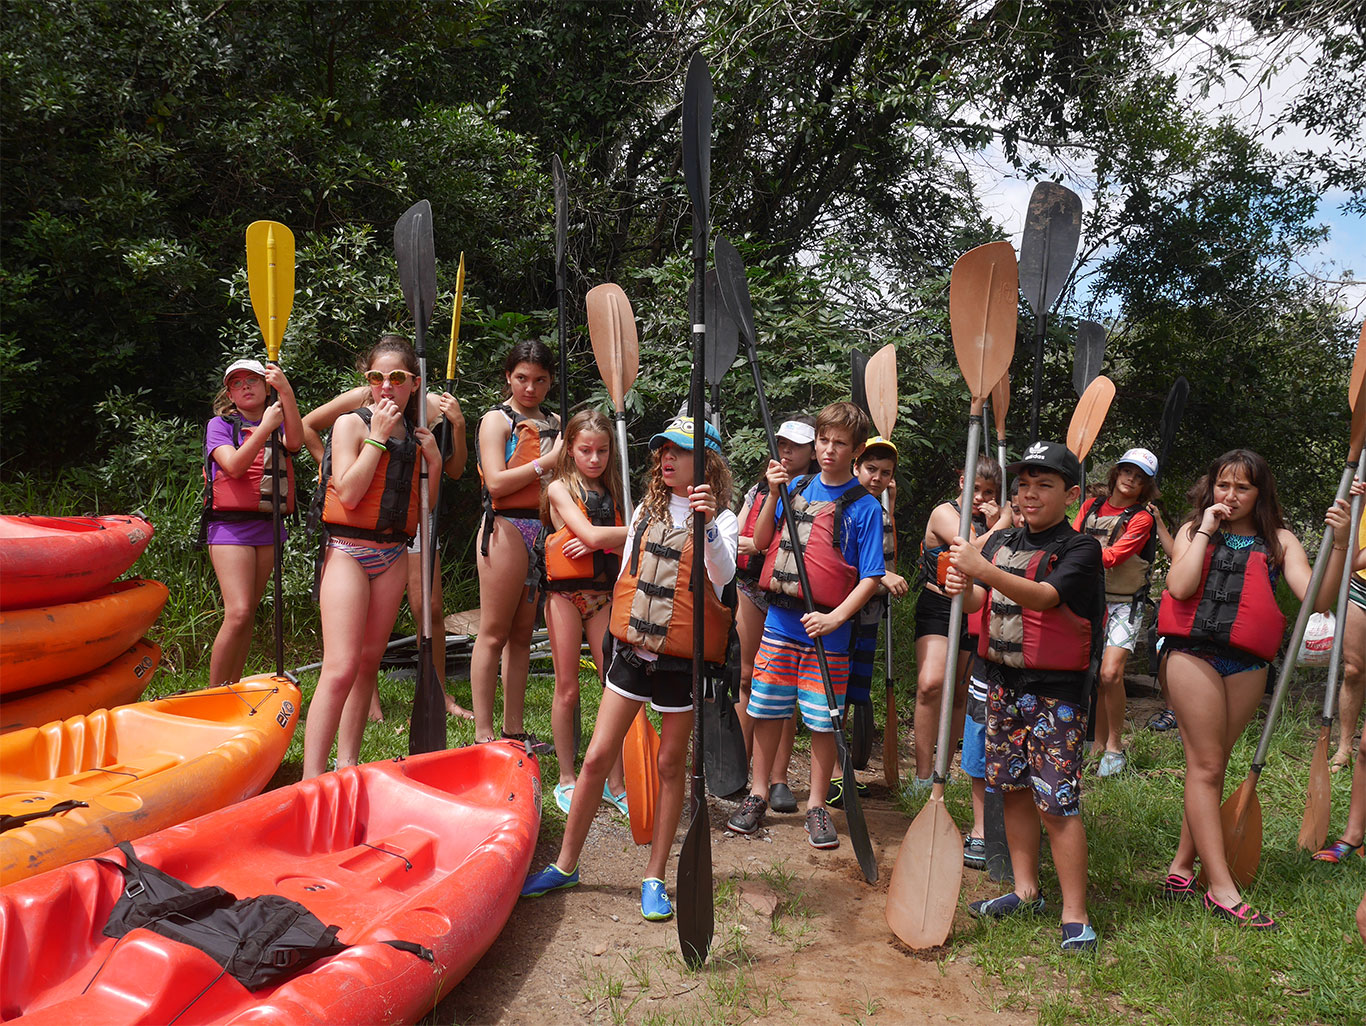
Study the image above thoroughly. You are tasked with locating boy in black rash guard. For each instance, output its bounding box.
[945,441,1104,953]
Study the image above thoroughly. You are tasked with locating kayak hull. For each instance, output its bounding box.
[0,639,160,734]
[0,514,153,610]
[0,579,168,694]
[0,675,299,885]
[0,743,542,1025]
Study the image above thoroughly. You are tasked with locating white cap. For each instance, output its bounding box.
[1117,447,1158,478]
[776,420,815,445]
[223,358,267,385]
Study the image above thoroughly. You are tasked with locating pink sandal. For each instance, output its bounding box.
[1204,892,1278,930]
[1160,873,1199,900]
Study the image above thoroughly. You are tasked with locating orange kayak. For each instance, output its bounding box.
[0,513,153,610]
[0,742,541,1025]
[0,639,160,734]
[0,674,299,885]
[0,578,168,694]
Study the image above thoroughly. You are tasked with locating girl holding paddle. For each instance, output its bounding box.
[542,409,629,814]
[472,341,562,744]
[201,358,303,688]
[303,335,442,779]
[521,415,736,922]
[1157,449,1352,928]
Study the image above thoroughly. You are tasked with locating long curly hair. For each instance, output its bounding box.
[1184,448,1287,566]
[639,445,733,527]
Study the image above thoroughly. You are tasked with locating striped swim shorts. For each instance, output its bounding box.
[747,631,850,733]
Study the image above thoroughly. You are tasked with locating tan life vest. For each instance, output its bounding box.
[1077,497,1153,603]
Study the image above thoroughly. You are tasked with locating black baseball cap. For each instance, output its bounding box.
[1006,440,1081,487]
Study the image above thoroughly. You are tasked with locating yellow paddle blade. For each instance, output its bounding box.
[865,343,898,437]
[245,221,295,362]
[885,793,963,949]
[1297,727,1331,852]
[446,252,465,382]
[991,372,1010,438]
[949,241,1018,406]
[586,283,640,412]
[1066,374,1115,460]
[622,707,659,846]
[1220,773,1263,889]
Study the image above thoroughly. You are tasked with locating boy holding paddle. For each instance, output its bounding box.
[727,402,886,849]
[945,440,1103,952]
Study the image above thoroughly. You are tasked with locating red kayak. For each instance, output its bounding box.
[0,741,542,1025]
[0,514,153,610]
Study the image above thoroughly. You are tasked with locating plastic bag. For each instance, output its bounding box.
[1298,611,1335,666]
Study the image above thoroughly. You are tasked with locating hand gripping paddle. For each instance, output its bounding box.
[887,240,1016,949]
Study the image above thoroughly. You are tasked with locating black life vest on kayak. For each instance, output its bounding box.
[1157,533,1285,662]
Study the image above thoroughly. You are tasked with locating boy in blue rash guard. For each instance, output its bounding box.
[727,402,886,849]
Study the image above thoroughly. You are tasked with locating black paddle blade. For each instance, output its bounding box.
[714,237,757,348]
[676,797,714,968]
[394,200,437,353]
[704,269,740,388]
[552,155,568,292]
[850,348,870,415]
[702,696,748,797]
[984,788,1014,883]
[408,641,446,755]
[1019,182,1082,318]
[835,726,878,883]
[1157,375,1190,483]
[1073,320,1107,398]
[848,699,873,770]
[682,53,713,260]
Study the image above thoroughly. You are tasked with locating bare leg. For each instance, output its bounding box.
[1098,645,1130,753]
[747,715,785,803]
[969,777,986,838]
[735,592,764,756]
[772,710,799,787]
[913,633,949,781]
[1003,789,1043,899]
[553,686,643,872]
[581,604,627,797]
[207,544,274,687]
[471,517,532,742]
[1337,728,1366,847]
[1042,812,1089,924]
[646,709,693,881]
[546,593,584,787]
[807,729,837,812]
[1334,602,1365,770]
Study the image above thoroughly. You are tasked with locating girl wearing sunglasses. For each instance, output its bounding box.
[303,335,443,778]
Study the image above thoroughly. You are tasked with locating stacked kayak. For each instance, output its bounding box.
[0,742,542,1025]
[0,513,153,610]
[0,675,300,885]
[0,639,161,734]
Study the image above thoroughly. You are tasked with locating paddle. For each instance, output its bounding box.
[1155,376,1190,486]
[851,348,871,416]
[1221,327,1366,885]
[675,51,714,972]
[865,343,899,788]
[1019,182,1082,443]
[990,371,1009,484]
[887,240,1017,949]
[553,154,569,428]
[1073,321,1107,398]
[844,345,878,770]
[1066,374,1115,464]
[245,220,295,679]
[701,266,748,799]
[424,253,465,621]
[587,284,640,520]
[985,367,1012,885]
[623,706,661,845]
[716,234,880,885]
[394,200,445,756]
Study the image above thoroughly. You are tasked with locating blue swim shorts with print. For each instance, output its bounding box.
[983,683,1084,817]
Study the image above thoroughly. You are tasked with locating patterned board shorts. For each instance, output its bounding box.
[747,632,850,732]
[1102,599,1143,652]
[984,684,1085,817]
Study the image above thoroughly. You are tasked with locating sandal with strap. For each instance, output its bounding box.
[1147,708,1178,732]
[1161,872,1199,900]
[1204,892,1278,930]
[1311,838,1365,864]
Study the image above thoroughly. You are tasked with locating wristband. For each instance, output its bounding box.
[1195,529,1212,539]
[532,459,545,479]
[364,437,387,451]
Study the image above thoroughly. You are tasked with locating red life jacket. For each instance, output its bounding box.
[609,513,732,665]
[544,485,623,591]
[734,482,767,581]
[477,403,559,555]
[1157,534,1285,662]
[759,475,868,613]
[977,530,1093,672]
[202,413,296,518]
[313,408,421,543]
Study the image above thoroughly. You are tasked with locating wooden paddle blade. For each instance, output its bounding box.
[1220,774,1263,889]
[883,685,899,790]
[886,795,963,949]
[552,155,568,292]
[445,253,465,382]
[1350,321,1366,453]
[1298,727,1332,852]
[623,707,659,846]
[586,283,640,411]
[245,220,295,361]
[866,343,898,437]
[949,241,1018,401]
[1066,374,1115,461]
[714,237,757,348]
[1073,320,1107,398]
[850,348,871,415]
[682,53,712,259]
[703,269,740,388]
[1018,182,1082,317]
[990,372,1009,438]
[676,798,714,968]
[394,200,437,349]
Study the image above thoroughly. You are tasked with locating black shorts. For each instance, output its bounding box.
[914,587,972,650]
[603,647,695,714]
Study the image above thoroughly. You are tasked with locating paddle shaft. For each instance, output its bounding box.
[1319,456,1365,724]
[882,490,896,786]
[1027,317,1046,443]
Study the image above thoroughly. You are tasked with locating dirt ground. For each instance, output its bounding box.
[434,680,1170,1026]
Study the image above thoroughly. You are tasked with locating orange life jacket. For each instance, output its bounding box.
[477,403,559,555]
[201,413,296,518]
[544,486,623,591]
[313,408,421,543]
[759,475,868,612]
[610,513,732,665]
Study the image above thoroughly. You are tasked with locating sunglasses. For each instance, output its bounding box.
[364,370,412,386]
[226,375,261,390]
